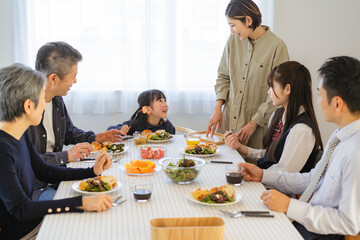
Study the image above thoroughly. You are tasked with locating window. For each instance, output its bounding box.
[15,0,269,114]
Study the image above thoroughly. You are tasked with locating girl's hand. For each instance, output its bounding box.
[93,153,112,176]
[237,121,257,145]
[224,132,242,151]
[79,194,113,212]
[120,125,131,135]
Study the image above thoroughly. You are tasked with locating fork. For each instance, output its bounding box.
[111,195,123,206]
[112,198,127,207]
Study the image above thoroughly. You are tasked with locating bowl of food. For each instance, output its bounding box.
[158,156,206,184]
[138,145,166,160]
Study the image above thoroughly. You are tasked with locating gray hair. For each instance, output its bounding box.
[0,63,45,122]
[35,41,82,79]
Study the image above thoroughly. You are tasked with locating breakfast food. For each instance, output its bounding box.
[140,147,165,159]
[91,141,125,153]
[185,144,216,155]
[191,185,235,204]
[125,160,156,174]
[78,176,118,192]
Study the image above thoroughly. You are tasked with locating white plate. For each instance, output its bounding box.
[181,148,220,158]
[186,189,241,206]
[119,164,161,176]
[147,136,173,143]
[72,180,121,195]
[113,146,129,156]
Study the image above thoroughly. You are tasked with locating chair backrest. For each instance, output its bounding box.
[313,149,323,168]
[175,126,196,134]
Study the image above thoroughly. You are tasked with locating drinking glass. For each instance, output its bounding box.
[184,133,200,146]
[131,182,153,202]
[133,131,147,146]
[225,165,244,186]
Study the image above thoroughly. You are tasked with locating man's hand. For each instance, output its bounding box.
[120,125,131,135]
[260,189,290,213]
[67,142,93,162]
[79,194,113,212]
[93,152,112,176]
[237,121,257,145]
[95,129,124,143]
[238,162,263,182]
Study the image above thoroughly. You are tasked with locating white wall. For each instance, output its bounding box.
[273,0,360,143]
[0,0,13,67]
[1,0,360,142]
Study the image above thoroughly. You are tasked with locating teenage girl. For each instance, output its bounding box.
[225,61,323,173]
[107,89,175,135]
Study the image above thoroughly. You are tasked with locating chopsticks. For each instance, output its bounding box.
[210,161,233,164]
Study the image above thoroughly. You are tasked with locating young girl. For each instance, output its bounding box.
[107,89,175,135]
[225,61,323,173]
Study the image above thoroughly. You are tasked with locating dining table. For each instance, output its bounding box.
[36,135,303,240]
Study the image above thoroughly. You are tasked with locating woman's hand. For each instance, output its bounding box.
[120,125,131,135]
[206,100,224,137]
[79,194,113,212]
[207,110,223,137]
[238,162,263,182]
[260,189,290,213]
[93,152,112,176]
[237,121,257,145]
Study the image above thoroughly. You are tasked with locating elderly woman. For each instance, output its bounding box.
[0,64,113,240]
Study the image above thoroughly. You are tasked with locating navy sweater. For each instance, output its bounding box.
[0,130,96,239]
[107,118,175,135]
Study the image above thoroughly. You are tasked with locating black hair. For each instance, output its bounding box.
[35,41,82,79]
[129,89,166,128]
[318,56,360,113]
[263,61,323,163]
[225,0,262,30]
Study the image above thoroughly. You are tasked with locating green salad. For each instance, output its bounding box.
[107,143,125,153]
[200,191,235,204]
[150,132,172,141]
[164,158,198,182]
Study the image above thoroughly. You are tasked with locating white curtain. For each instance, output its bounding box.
[14,0,273,115]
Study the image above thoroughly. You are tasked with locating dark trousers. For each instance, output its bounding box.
[293,221,344,240]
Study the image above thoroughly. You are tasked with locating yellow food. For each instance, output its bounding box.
[126,160,155,174]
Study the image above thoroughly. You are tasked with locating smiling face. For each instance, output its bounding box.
[227,16,252,40]
[317,78,336,123]
[54,64,78,96]
[149,97,168,119]
[268,80,290,108]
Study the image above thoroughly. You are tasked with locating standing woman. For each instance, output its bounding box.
[207,0,289,149]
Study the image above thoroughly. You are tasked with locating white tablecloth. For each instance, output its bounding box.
[36,135,303,240]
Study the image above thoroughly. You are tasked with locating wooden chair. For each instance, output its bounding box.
[346,234,360,240]
[175,126,196,134]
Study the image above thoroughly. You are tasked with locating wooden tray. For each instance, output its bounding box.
[150,217,225,240]
[189,131,225,145]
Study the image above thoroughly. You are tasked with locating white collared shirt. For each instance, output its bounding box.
[43,101,55,152]
[262,118,360,235]
[246,106,316,173]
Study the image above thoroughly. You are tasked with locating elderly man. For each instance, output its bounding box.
[238,56,360,240]
[27,42,123,200]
